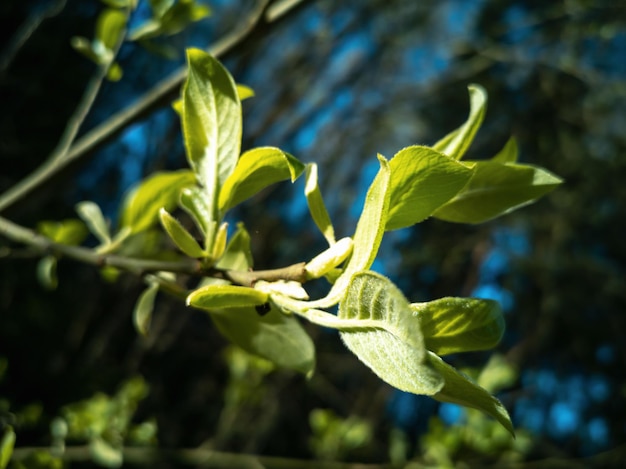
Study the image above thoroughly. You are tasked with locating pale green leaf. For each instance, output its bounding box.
[410,297,504,356]
[96,9,127,51]
[305,237,353,279]
[492,136,519,163]
[218,147,305,212]
[0,426,15,469]
[179,186,211,235]
[429,352,514,436]
[133,282,159,336]
[187,284,269,310]
[71,36,100,63]
[433,84,487,160]
[311,155,391,308]
[236,84,254,100]
[216,222,253,271]
[339,272,444,395]
[76,201,111,245]
[386,146,474,230]
[37,219,88,245]
[305,163,335,245]
[37,255,58,291]
[433,161,563,224]
[89,436,123,468]
[159,208,205,258]
[120,170,196,234]
[106,62,123,81]
[182,49,241,218]
[210,305,315,376]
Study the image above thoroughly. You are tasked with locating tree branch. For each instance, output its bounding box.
[0,0,310,214]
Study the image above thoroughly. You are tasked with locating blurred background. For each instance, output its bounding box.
[1,0,626,467]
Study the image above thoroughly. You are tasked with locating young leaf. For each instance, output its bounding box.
[37,255,58,291]
[236,84,255,100]
[119,170,196,234]
[338,272,444,395]
[210,305,315,376]
[76,201,111,245]
[432,84,487,160]
[218,147,305,212]
[311,155,391,309]
[159,208,205,258]
[304,163,336,245]
[433,161,563,224]
[96,8,127,53]
[410,297,504,356]
[0,426,15,469]
[182,49,241,217]
[37,219,88,245]
[492,136,519,163]
[429,352,514,436]
[89,436,123,468]
[216,222,253,271]
[133,282,159,336]
[305,237,353,279]
[179,186,212,236]
[385,146,474,230]
[187,284,269,310]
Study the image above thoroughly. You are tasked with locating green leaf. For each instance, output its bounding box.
[429,352,514,436]
[338,271,444,395]
[182,49,241,218]
[132,0,209,40]
[133,282,159,336]
[76,201,111,245]
[89,436,123,468]
[216,222,253,271]
[312,155,391,308]
[187,284,269,310]
[433,161,563,224]
[159,208,205,258]
[305,237,353,279]
[71,36,101,63]
[38,219,88,245]
[37,256,58,291]
[236,84,255,100]
[433,84,487,160]
[0,426,15,469]
[410,297,504,356]
[492,136,519,163]
[385,146,474,230]
[211,305,315,376]
[106,61,123,81]
[305,163,336,245]
[120,170,196,234]
[179,186,212,236]
[96,8,127,51]
[218,147,305,212]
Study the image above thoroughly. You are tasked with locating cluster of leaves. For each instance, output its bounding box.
[71,0,210,80]
[31,48,560,439]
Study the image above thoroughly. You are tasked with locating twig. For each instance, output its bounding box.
[10,445,398,469]
[0,0,310,214]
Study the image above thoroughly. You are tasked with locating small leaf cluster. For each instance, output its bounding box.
[34,49,561,435]
[71,0,210,80]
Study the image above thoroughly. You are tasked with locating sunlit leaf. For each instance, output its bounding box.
[305,163,336,245]
[133,282,159,336]
[120,170,195,234]
[219,147,305,212]
[187,284,269,310]
[305,237,353,279]
[236,84,254,100]
[76,201,111,245]
[429,352,514,436]
[106,61,123,81]
[386,146,474,230]
[96,8,127,51]
[179,186,211,235]
[433,84,486,160]
[433,161,563,223]
[0,426,15,469]
[210,305,315,376]
[492,136,518,163]
[182,49,241,218]
[159,208,205,258]
[410,297,504,356]
[311,155,391,309]
[216,222,253,271]
[338,271,444,395]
